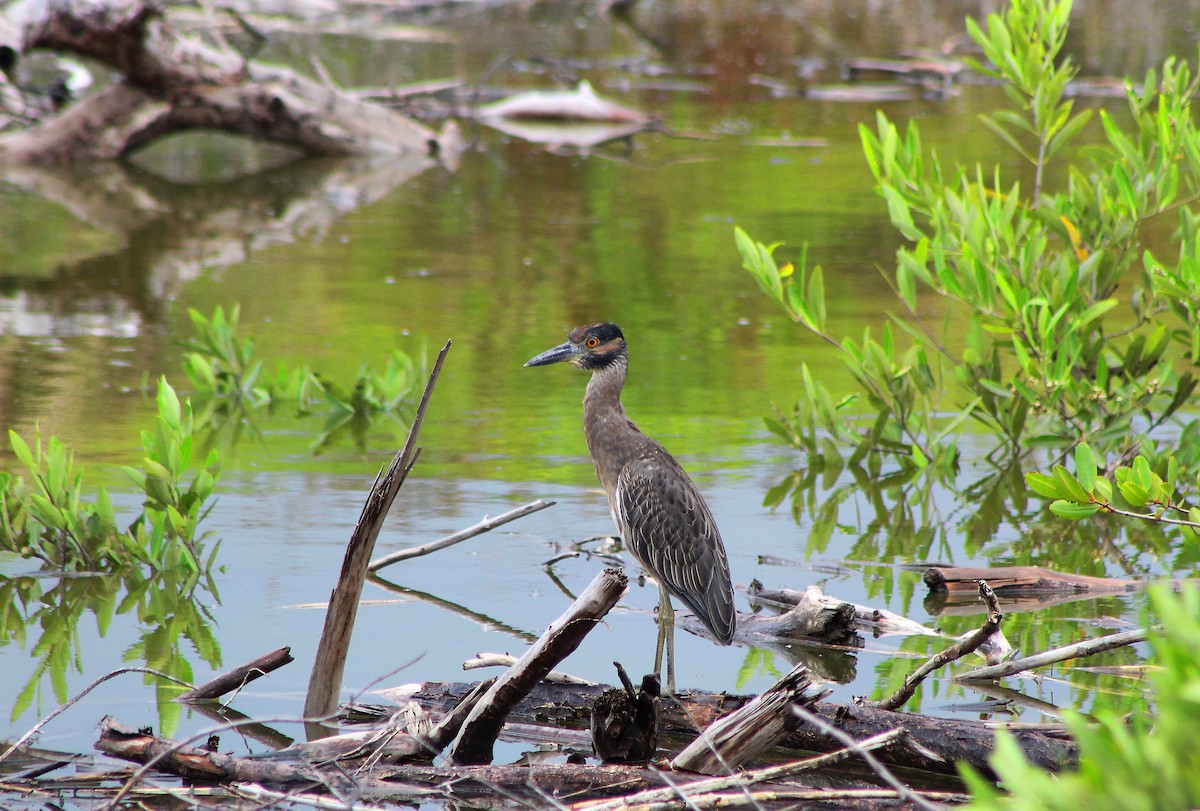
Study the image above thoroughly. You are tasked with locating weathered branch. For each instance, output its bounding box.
[303,340,452,726]
[178,646,293,702]
[866,581,1005,711]
[368,499,556,571]
[956,627,1151,682]
[449,566,629,765]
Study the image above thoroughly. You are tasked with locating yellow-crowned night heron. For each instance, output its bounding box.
[525,323,735,691]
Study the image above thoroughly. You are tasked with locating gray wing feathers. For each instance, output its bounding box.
[616,452,736,644]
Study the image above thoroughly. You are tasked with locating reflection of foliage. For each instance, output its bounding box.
[1,380,219,575]
[736,647,782,690]
[738,0,1200,478]
[964,586,1200,809]
[1,566,220,733]
[182,305,421,451]
[0,379,222,731]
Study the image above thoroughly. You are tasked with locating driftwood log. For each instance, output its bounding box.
[95,718,963,810]
[411,679,1077,778]
[0,0,458,163]
[924,566,1138,597]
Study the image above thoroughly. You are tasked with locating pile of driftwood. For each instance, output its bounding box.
[1,343,1167,811]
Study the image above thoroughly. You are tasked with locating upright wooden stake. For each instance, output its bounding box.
[302,341,452,733]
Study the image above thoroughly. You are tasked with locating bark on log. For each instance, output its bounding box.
[0,0,448,163]
[95,717,966,809]
[413,679,1077,777]
[671,664,826,774]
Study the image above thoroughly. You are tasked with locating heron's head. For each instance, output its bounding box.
[524,323,627,371]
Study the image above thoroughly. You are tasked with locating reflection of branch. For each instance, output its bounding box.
[958,681,1083,724]
[188,702,295,751]
[367,574,539,645]
[0,154,436,326]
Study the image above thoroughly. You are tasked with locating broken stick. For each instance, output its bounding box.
[864,581,1004,712]
[179,647,293,703]
[449,566,629,765]
[303,340,451,727]
[672,663,828,774]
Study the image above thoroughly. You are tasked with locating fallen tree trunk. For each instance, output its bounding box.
[95,717,967,809]
[0,0,454,163]
[410,679,1077,777]
[924,566,1138,597]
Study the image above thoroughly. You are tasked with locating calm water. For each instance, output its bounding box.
[0,0,1189,759]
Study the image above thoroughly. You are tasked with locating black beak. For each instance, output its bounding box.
[524,341,579,367]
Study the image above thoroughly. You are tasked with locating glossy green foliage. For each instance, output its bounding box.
[738,0,1200,476]
[1,379,219,574]
[1025,442,1200,541]
[963,586,1200,810]
[0,431,121,569]
[1,379,222,727]
[120,380,221,575]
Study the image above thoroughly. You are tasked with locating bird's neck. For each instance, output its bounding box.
[582,357,639,491]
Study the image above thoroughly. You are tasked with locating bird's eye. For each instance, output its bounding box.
[585,336,599,348]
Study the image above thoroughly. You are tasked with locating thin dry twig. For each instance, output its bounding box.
[867,580,1004,711]
[956,627,1151,681]
[368,499,556,571]
[0,667,192,766]
[576,727,910,811]
[791,704,944,811]
[461,653,595,685]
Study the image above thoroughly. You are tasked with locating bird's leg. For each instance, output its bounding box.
[653,589,676,693]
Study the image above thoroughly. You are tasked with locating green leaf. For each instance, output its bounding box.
[1118,480,1150,507]
[9,430,35,470]
[1049,500,1100,520]
[1025,471,1062,499]
[1075,443,1097,492]
[1052,464,1091,503]
[157,378,181,430]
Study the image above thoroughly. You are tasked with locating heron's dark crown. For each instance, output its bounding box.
[570,323,626,371]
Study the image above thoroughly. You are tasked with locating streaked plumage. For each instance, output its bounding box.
[525,323,736,689]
